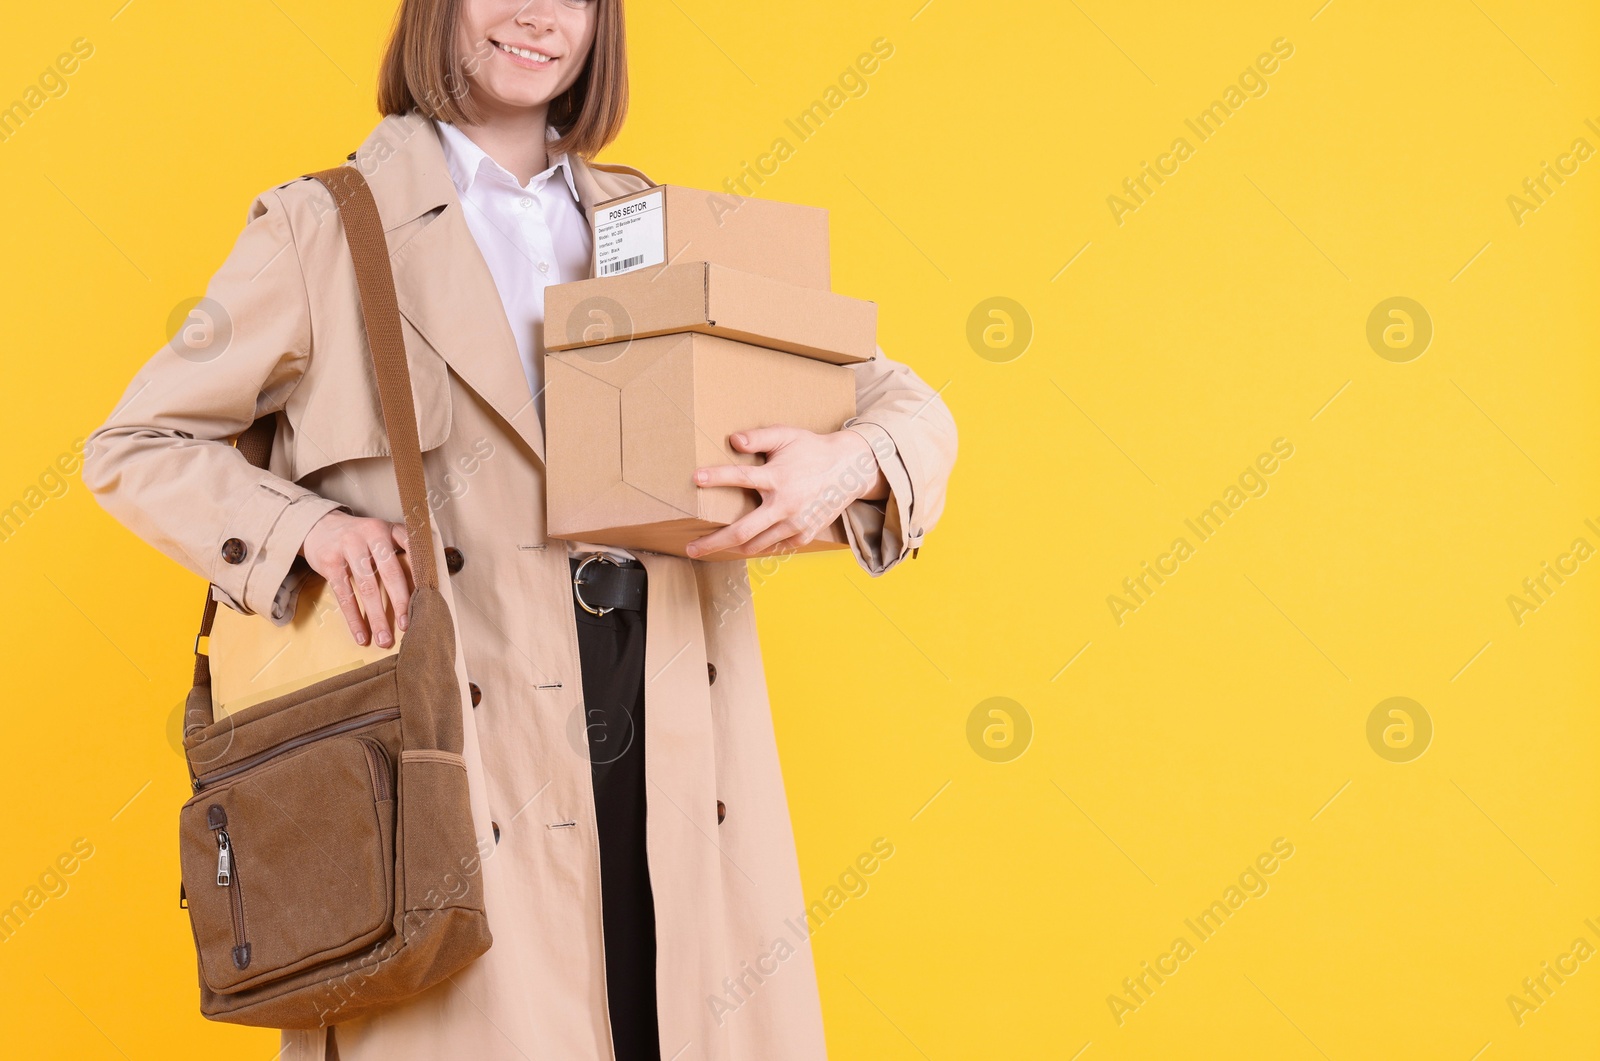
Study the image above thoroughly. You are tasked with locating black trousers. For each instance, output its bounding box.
[571,557,661,1061]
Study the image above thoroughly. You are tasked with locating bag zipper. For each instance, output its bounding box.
[192,707,401,793]
[209,804,251,970]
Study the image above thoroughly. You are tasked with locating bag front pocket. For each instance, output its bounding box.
[181,729,397,995]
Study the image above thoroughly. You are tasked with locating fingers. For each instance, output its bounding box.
[688,435,838,557]
[694,425,812,490]
[699,491,837,558]
[374,526,413,635]
[300,513,414,647]
[740,510,825,557]
[767,534,810,557]
[326,564,371,647]
[685,504,782,559]
[344,538,395,649]
[730,424,802,454]
[738,526,798,557]
[693,463,768,491]
[685,491,833,558]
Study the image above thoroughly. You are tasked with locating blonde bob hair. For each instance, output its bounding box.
[378,0,628,159]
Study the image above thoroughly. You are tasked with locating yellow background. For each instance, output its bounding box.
[2,1,1597,1057]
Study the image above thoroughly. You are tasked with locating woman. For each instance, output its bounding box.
[84,0,956,1058]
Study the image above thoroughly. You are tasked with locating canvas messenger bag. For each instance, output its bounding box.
[177,165,492,1028]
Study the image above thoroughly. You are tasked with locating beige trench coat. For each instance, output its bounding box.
[84,110,956,1061]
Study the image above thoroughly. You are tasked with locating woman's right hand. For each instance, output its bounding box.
[300,511,413,648]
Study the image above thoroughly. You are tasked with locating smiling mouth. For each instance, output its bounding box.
[494,40,558,66]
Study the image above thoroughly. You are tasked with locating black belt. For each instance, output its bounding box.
[570,554,646,616]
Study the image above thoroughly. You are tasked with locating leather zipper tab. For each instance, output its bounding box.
[205,802,251,969]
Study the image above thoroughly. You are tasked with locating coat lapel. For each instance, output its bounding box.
[351,111,649,469]
[391,205,548,464]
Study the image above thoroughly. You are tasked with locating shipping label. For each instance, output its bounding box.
[593,189,665,278]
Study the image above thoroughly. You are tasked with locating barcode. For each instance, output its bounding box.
[602,255,645,275]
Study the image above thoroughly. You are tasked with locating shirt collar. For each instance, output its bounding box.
[434,119,580,204]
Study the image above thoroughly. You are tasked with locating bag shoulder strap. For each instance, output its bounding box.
[192,164,436,689]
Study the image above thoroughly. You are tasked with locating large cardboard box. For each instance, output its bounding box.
[544,261,876,366]
[591,185,831,290]
[544,333,857,561]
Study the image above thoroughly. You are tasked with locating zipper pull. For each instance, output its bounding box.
[216,829,232,887]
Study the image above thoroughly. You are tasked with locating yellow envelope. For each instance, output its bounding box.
[208,576,402,719]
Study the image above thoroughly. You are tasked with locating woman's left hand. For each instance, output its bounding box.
[685,425,889,559]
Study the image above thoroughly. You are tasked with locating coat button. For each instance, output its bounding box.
[492,822,501,844]
[716,800,726,825]
[707,662,717,685]
[469,682,482,708]
[445,547,465,575]
[220,538,247,564]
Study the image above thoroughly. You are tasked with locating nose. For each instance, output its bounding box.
[514,0,558,29]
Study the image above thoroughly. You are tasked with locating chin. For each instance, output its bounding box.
[485,80,564,112]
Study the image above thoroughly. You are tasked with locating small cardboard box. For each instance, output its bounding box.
[591,185,831,290]
[544,261,876,366]
[544,332,857,561]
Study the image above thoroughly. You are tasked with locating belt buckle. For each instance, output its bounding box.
[573,553,619,616]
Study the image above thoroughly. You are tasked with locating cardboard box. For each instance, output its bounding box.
[544,261,876,366]
[544,332,857,561]
[591,185,831,291]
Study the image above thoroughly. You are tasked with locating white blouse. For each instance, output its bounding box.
[434,118,633,563]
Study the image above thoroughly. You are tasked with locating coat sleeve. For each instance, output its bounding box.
[83,186,349,625]
[838,345,958,576]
